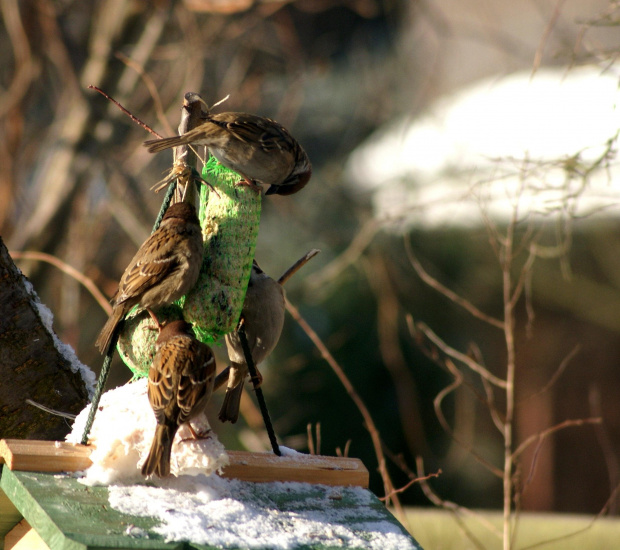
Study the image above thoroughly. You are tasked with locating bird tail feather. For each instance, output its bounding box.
[141,423,176,478]
[95,307,125,354]
[218,381,244,424]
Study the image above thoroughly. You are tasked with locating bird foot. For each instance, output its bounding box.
[235,179,262,194]
[145,308,163,331]
[250,368,263,389]
[183,423,212,441]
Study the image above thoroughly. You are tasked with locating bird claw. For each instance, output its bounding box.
[145,309,163,331]
[183,423,212,441]
[250,368,263,388]
[235,179,262,194]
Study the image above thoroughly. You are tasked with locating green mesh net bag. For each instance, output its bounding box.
[117,157,261,378]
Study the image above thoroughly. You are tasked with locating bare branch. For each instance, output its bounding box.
[11,250,112,315]
[379,469,442,502]
[531,0,567,77]
[304,219,380,291]
[285,298,404,517]
[519,481,620,550]
[513,417,602,461]
[277,249,320,285]
[416,456,502,546]
[306,423,315,455]
[520,345,580,403]
[589,385,620,515]
[470,342,505,434]
[404,235,504,330]
[414,321,508,388]
[115,52,173,137]
[435,358,504,478]
[408,316,505,435]
[88,85,162,138]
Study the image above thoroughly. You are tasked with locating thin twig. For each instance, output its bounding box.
[519,481,620,550]
[88,85,162,138]
[409,315,501,415]
[513,417,602,460]
[589,385,620,515]
[285,298,403,517]
[343,439,351,457]
[531,0,567,76]
[509,241,537,309]
[416,456,502,545]
[115,51,173,137]
[434,358,504,478]
[520,345,580,403]
[305,219,380,291]
[278,249,320,286]
[415,321,508,388]
[307,423,315,455]
[11,250,112,314]
[379,469,441,502]
[469,342,505,434]
[404,235,504,330]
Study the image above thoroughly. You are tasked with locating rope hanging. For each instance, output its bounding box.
[80,180,176,445]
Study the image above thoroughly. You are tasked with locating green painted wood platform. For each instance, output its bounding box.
[0,465,422,550]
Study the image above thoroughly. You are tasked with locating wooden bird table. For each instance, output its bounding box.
[0,439,422,550]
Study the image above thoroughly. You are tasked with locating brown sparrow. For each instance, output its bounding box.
[218,261,286,423]
[95,202,203,354]
[142,320,216,477]
[144,112,312,196]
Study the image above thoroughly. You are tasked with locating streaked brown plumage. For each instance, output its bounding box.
[144,112,311,196]
[95,202,203,354]
[142,320,216,478]
[218,262,285,423]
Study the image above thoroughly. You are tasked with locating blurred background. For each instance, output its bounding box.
[2,0,620,517]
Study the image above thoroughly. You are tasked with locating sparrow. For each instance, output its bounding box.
[95,201,203,354]
[144,112,312,196]
[218,261,286,423]
[142,320,216,478]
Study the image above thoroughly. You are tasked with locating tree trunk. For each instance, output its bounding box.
[0,237,91,440]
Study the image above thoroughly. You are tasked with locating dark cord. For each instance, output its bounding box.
[80,180,176,445]
[238,324,281,456]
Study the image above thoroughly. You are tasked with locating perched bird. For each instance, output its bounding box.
[95,201,203,354]
[142,320,216,478]
[144,112,312,196]
[218,261,286,423]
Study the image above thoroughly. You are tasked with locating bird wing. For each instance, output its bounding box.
[148,336,215,426]
[213,113,292,154]
[147,342,177,425]
[176,340,216,424]
[113,225,183,305]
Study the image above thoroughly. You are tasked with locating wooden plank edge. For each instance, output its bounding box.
[0,439,369,487]
[4,519,50,550]
[0,439,92,473]
[221,450,369,487]
[0,474,24,548]
[0,468,84,550]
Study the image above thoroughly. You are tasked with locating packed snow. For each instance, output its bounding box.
[108,476,418,549]
[66,381,418,549]
[67,379,229,485]
[22,278,96,397]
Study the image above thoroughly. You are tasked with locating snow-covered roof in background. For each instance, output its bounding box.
[346,66,620,230]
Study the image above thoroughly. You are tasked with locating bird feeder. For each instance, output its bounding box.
[0,439,422,550]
